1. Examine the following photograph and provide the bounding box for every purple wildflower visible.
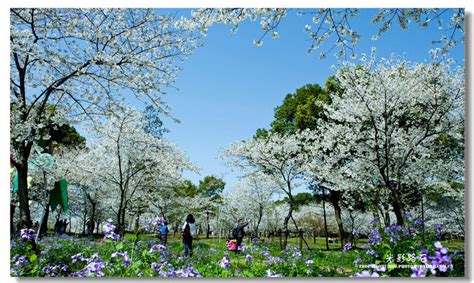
[433,224,442,238]
[145,216,166,233]
[149,244,167,253]
[111,251,131,267]
[103,219,120,241]
[178,266,202,277]
[368,227,382,245]
[219,256,231,269]
[20,228,36,241]
[151,262,159,271]
[152,261,176,277]
[411,265,427,277]
[367,249,379,257]
[88,253,102,263]
[354,270,380,277]
[354,258,363,265]
[245,254,253,263]
[266,269,284,277]
[84,261,105,277]
[415,219,424,226]
[15,256,29,269]
[343,243,352,251]
[368,263,386,272]
[71,253,86,263]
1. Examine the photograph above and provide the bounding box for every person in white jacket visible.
[182,214,196,257]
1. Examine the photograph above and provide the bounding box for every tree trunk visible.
[322,195,329,250]
[135,212,140,230]
[349,210,355,246]
[282,206,293,250]
[421,195,425,243]
[39,204,50,237]
[391,189,405,225]
[117,189,126,234]
[117,208,122,234]
[254,204,264,238]
[206,211,210,239]
[90,202,96,235]
[383,205,391,227]
[10,203,16,238]
[333,204,345,248]
[329,190,345,248]
[120,207,126,234]
[16,161,32,229]
[82,215,87,236]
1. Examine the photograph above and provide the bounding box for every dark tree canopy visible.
[174,180,199,198]
[275,192,316,211]
[198,175,225,201]
[258,77,340,138]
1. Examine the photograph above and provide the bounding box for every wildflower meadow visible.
[9,7,466,279]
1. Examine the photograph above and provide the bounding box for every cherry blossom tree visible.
[309,51,464,225]
[55,148,110,236]
[192,8,464,59]
[424,186,464,237]
[10,8,201,228]
[223,133,310,249]
[225,172,279,237]
[83,107,196,233]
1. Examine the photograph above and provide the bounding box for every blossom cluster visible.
[103,219,120,241]
[20,228,36,241]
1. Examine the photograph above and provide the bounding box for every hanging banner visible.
[50,179,69,213]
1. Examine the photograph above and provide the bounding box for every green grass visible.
[123,233,463,251]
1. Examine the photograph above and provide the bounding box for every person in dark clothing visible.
[182,214,196,257]
[235,218,249,254]
[86,219,95,236]
[60,219,69,235]
[33,221,40,233]
[54,215,61,234]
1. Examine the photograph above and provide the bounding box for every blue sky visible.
[155,9,464,191]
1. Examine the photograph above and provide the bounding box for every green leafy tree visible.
[270,84,331,134]
[261,78,348,247]
[173,180,199,198]
[198,176,225,238]
[275,192,315,211]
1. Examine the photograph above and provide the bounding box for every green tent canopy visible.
[11,153,54,193]
[50,179,69,213]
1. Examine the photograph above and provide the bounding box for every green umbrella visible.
[11,153,54,193]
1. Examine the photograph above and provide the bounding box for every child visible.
[160,220,169,245]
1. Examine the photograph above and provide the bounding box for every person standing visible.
[235,218,249,254]
[33,221,40,233]
[86,219,94,237]
[182,214,196,257]
[160,220,170,245]
[54,215,61,234]
[60,219,69,235]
